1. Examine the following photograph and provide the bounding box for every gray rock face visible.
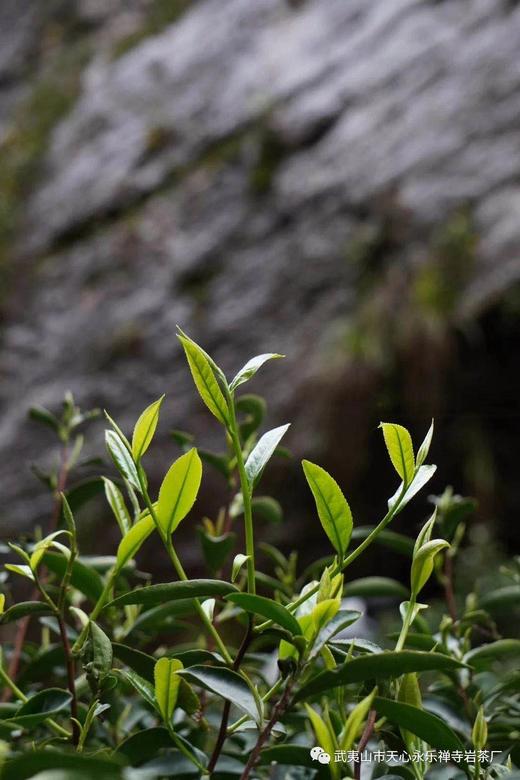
[1,0,520,533]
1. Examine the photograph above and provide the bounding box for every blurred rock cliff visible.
[0,0,519,556]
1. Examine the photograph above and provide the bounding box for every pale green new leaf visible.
[380,423,415,486]
[305,704,338,778]
[232,553,250,583]
[90,622,113,678]
[411,539,449,597]
[340,687,376,751]
[302,460,352,557]
[156,448,202,535]
[131,395,165,461]
[105,430,141,492]
[103,478,131,536]
[116,514,155,571]
[416,420,434,468]
[230,354,284,392]
[154,657,183,727]
[178,336,229,425]
[245,424,290,487]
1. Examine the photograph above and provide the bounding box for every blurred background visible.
[0,0,519,589]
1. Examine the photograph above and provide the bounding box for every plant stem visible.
[395,598,416,652]
[207,619,253,774]
[168,726,209,775]
[225,391,255,595]
[71,570,115,655]
[239,677,295,780]
[255,492,406,633]
[165,536,233,665]
[354,709,377,780]
[57,614,80,745]
[137,469,233,665]
[2,443,71,701]
[227,677,284,734]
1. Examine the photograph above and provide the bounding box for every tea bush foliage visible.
[0,329,519,780]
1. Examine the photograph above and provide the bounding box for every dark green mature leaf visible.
[6,688,72,728]
[116,726,171,765]
[245,424,290,487]
[230,353,283,392]
[118,669,156,709]
[132,395,164,461]
[43,552,104,602]
[64,477,106,517]
[258,745,331,777]
[386,633,436,651]
[157,448,203,535]
[105,430,140,492]
[128,600,197,634]
[479,585,520,611]
[226,592,302,635]
[178,665,261,723]
[197,528,236,573]
[295,651,466,700]
[464,639,520,667]
[17,645,67,685]
[345,577,409,600]
[178,335,229,425]
[380,422,415,486]
[0,601,54,624]
[113,643,155,680]
[107,579,238,609]
[302,460,352,556]
[0,751,124,780]
[373,697,465,751]
[252,495,283,523]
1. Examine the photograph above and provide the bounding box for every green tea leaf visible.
[380,423,415,486]
[373,697,464,752]
[118,669,156,710]
[178,335,229,425]
[90,622,113,677]
[411,539,449,597]
[115,514,155,571]
[345,577,409,600]
[156,448,202,535]
[116,727,171,765]
[43,552,104,602]
[302,460,352,557]
[231,553,250,583]
[154,657,183,726]
[107,579,238,609]
[131,395,164,461]
[0,750,124,780]
[226,592,302,635]
[296,651,466,700]
[479,585,520,612]
[0,601,54,624]
[178,665,261,724]
[230,354,283,392]
[305,705,337,775]
[197,529,236,573]
[416,420,434,467]
[340,687,376,751]
[245,424,290,487]
[103,478,131,536]
[6,689,72,729]
[105,430,141,492]
[387,465,437,514]
[464,639,520,667]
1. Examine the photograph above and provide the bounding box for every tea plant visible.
[0,329,519,780]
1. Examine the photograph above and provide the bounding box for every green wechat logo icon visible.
[310,746,331,764]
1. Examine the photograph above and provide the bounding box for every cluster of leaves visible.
[0,329,519,780]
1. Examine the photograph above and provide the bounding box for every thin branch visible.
[207,619,253,774]
[354,709,377,780]
[239,677,295,780]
